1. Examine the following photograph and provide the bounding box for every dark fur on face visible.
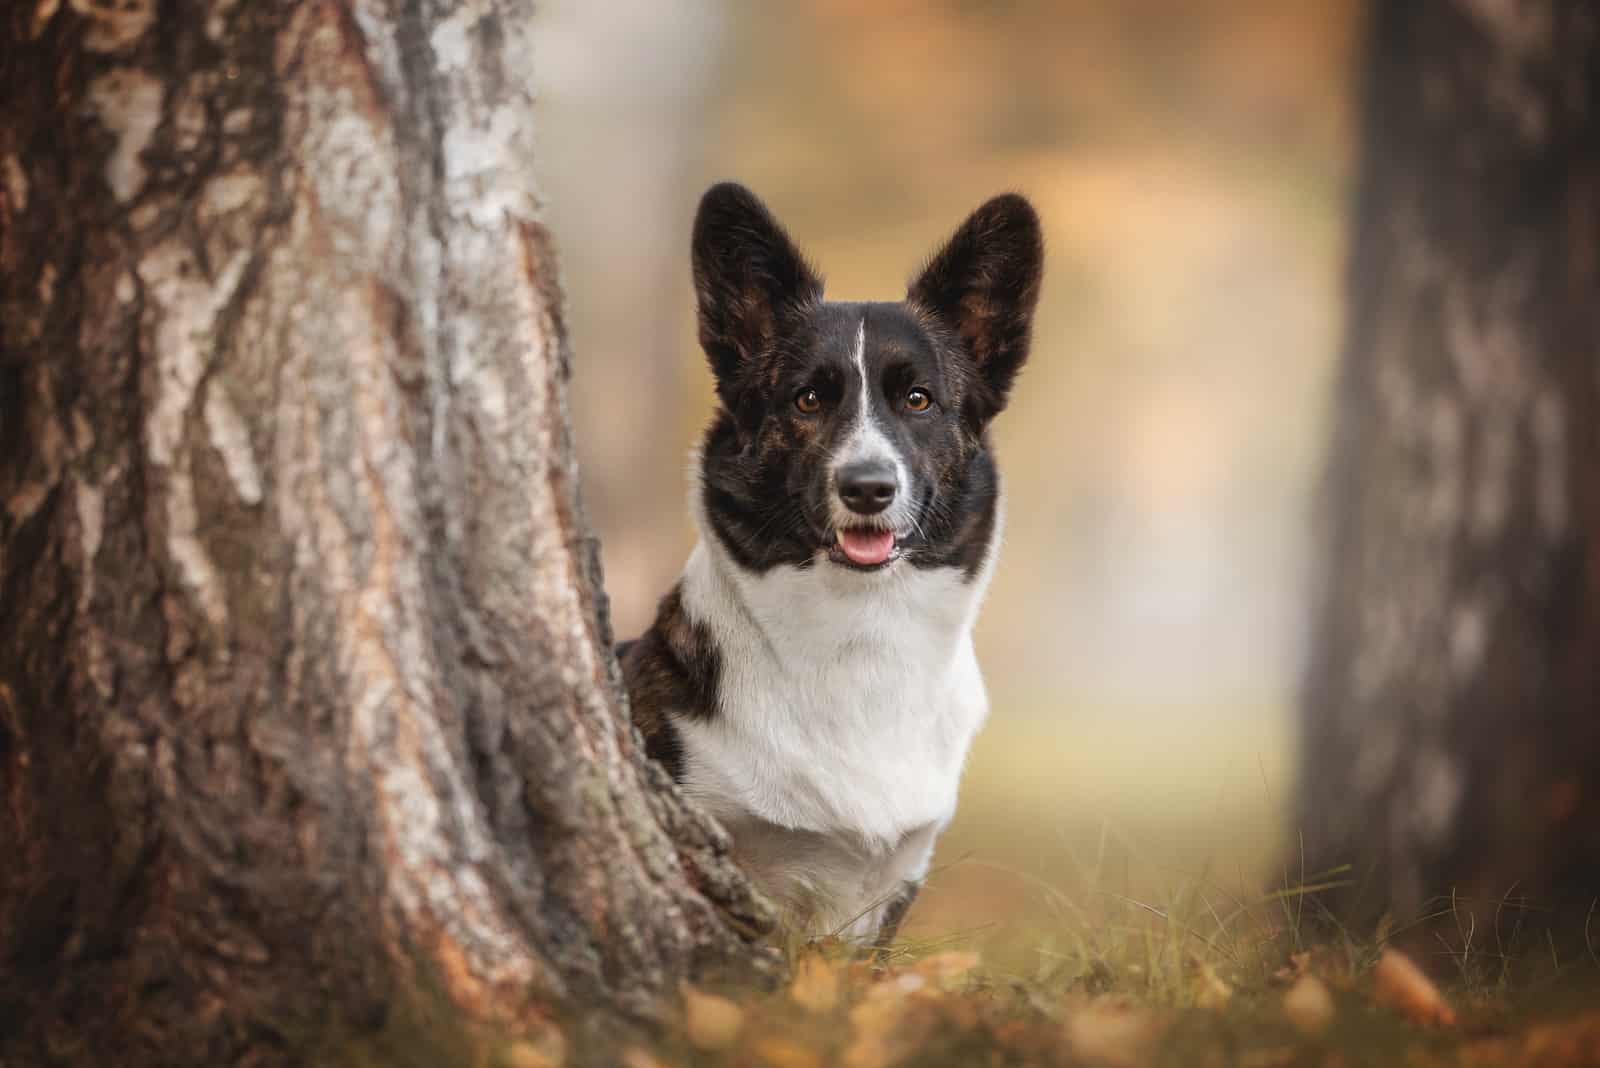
[691,182,1043,578]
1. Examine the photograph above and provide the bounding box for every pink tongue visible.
[837,528,895,566]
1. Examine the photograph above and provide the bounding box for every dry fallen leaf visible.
[681,983,745,1050]
[790,951,841,1014]
[499,1039,563,1068]
[844,989,920,1068]
[754,1036,825,1068]
[1517,1009,1600,1066]
[618,1047,674,1068]
[498,1026,567,1068]
[863,971,926,1000]
[912,950,981,986]
[1064,1001,1164,1068]
[1282,974,1336,1037]
[1371,948,1457,1027]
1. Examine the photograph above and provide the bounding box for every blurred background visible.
[536,0,1361,965]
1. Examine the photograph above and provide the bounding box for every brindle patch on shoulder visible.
[618,583,722,781]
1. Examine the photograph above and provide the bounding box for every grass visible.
[615,867,1600,1068]
[606,706,1600,1067]
[904,698,1293,972]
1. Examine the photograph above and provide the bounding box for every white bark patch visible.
[129,201,161,230]
[200,171,265,221]
[139,241,251,631]
[6,396,65,525]
[1351,719,1400,796]
[37,262,56,307]
[1448,597,1488,680]
[6,484,50,527]
[204,388,263,505]
[74,477,116,699]
[1411,748,1463,845]
[172,78,210,156]
[143,243,221,466]
[86,69,164,202]
[442,105,534,226]
[69,0,154,54]
[1,153,27,212]
[429,5,485,73]
[30,0,62,39]
[204,0,239,41]
[72,408,95,454]
[303,100,401,261]
[75,480,103,612]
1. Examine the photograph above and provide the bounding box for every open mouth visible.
[829,526,898,570]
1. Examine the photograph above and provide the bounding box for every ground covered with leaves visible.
[595,931,1600,1068]
[491,855,1600,1068]
[574,709,1599,1068]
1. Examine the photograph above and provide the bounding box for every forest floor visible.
[613,888,1600,1068]
[603,708,1600,1068]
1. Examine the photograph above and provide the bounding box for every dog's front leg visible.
[871,880,921,960]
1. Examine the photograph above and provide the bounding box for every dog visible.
[618,182,1042,945]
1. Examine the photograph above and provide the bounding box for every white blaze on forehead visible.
[851,316,868,406]
[838,314,903,473]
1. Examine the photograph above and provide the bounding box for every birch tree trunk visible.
[1300,0,1600,941]
[0,3,772,1064]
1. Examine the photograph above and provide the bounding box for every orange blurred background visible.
[537,0,1362,961]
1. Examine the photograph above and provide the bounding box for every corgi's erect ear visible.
[908,193,1043,423]
[692,182,823,385]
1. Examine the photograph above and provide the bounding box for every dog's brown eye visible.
[795,388,822,414]
[905,388,932,412]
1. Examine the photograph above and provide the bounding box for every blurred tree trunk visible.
[539,0,725,641]
[1301,0,1600,939]
[0,3,771,1065]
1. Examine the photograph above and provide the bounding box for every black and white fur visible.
[620,183,1042,942]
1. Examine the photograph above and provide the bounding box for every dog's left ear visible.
[908,194,1042,424]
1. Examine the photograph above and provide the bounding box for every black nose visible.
[837,462,898,515]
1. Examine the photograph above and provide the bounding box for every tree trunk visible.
[0,3,773,1064]
[1300,0,1600,940]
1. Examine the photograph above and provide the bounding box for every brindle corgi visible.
[620,183,1043,943]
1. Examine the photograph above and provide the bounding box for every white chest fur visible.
[674,525,996,937]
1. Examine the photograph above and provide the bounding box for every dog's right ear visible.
[692,183,822,385]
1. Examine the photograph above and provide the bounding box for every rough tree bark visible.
[0,2,772,1064]
[1301,0,1600,940]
